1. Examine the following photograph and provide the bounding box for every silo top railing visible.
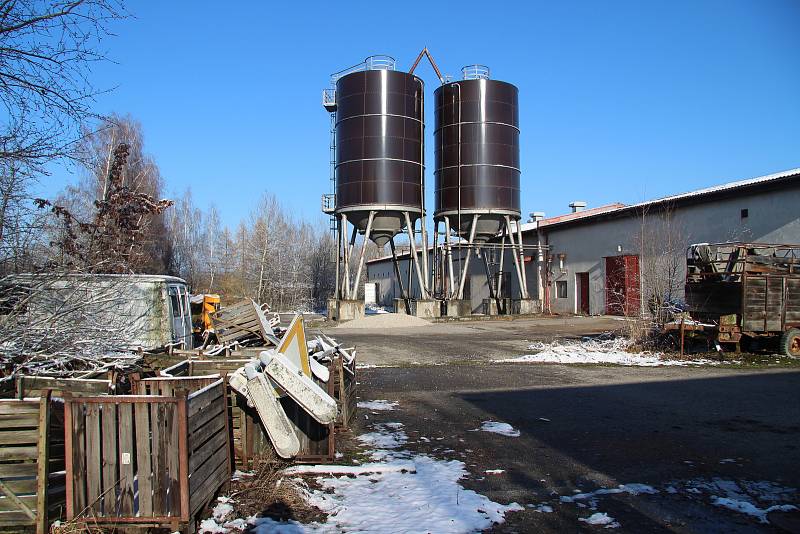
[462,64,490,80]
[330,55,396,84]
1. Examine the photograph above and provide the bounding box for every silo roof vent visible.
[569,201,587,213]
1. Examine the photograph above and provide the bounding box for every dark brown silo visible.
[433,66,520,242]
[335,66,424,246]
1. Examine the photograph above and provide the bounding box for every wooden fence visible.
[0,392,65,533]
[64,378,231,529]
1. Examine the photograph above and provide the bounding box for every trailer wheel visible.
[780,328,800,357]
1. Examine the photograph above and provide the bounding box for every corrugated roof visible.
[521,167,800,233]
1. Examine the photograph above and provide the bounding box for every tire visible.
[780,328,800,357]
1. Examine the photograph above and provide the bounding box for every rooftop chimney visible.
[527,211,546,223]
[569,201,587,213]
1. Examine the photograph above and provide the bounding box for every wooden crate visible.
[16,376,112,398]
[131,375,221,396]
[63,379,231,530]
[332,355,357,430]
[0,392,65,533]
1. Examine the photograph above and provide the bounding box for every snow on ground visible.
[579,512,620,528]
[486,469,506,475]
[473,421,521,437]
[357,422,408,455]
[496,337,731,366]
[356,399,399,411]
[673,478,798,524]
[281,417,520,533]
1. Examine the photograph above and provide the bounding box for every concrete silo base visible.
[444,299,472,317]
[327,299,365,322]
[413,300,440,319]
[512,298,541,315]
[483,298,512,316]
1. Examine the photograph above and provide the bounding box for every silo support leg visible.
[335,215,342,300]
[505,216,527,300]
[457,214,479,300]
[389,238,411,314]
[444,216,456,299]
[404,212,429,300]
[350,211,375,300]
[432,220,440,296]
[517,224,529,298]
[419,219,430,294]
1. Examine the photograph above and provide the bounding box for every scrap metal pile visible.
[224,314,356,458]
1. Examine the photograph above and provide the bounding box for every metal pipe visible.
[404,212,428,300]
[505,216,526,300]
[351,211,375,300]
[457,214,479,299]
[389,238,411,314]
[444,216,456,298]
[497,235,506,299]
[334,214,341,300]
[432,219,440,297]
[517,222,529,299]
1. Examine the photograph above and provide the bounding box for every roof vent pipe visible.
[569,201,587,213]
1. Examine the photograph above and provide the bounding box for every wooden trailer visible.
[0,393,64,533]
[685,242,800,355]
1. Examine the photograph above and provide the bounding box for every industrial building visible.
[366,167,800,316]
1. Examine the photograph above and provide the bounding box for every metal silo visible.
[432,65,529,304]
[322,56,430,315]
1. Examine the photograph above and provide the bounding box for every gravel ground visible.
[334,313,432,329]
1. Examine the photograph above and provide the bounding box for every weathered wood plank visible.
[133,402,152,517]
[188,396,225,437]
[188,445,226,495]
[0,403,39,416]
[189,456,228,516]
[0,413,41,427]
[101,403,118,516]
[0,429,39,445]
[0,463,37,478]
[0,445,38,461]
[188,428,227,473]
[0,493,37,512]
[85,403,101,515]
[166,402,180,516]
[117,403,134,516]
[149,402,163,516]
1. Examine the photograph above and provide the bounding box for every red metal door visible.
[605,255,640,316]
[577,272,590,314]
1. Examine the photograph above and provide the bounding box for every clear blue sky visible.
[43,0,800,230]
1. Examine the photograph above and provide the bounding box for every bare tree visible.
[0,0,125,173]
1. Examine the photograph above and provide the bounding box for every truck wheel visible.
[780,328,800,357]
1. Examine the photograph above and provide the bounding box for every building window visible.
[740,208,748,219]
[556,281,567,299]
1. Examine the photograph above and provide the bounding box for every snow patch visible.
[496,337,730,366]
[485,469,506,475]
[474,421,520,437]
[579,512,620,528]
[356,399,399,411]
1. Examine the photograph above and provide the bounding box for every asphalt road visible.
[325,317,800,532]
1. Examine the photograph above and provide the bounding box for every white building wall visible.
[535,184,800,315]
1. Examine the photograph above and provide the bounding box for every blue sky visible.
[42,0,800,230]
